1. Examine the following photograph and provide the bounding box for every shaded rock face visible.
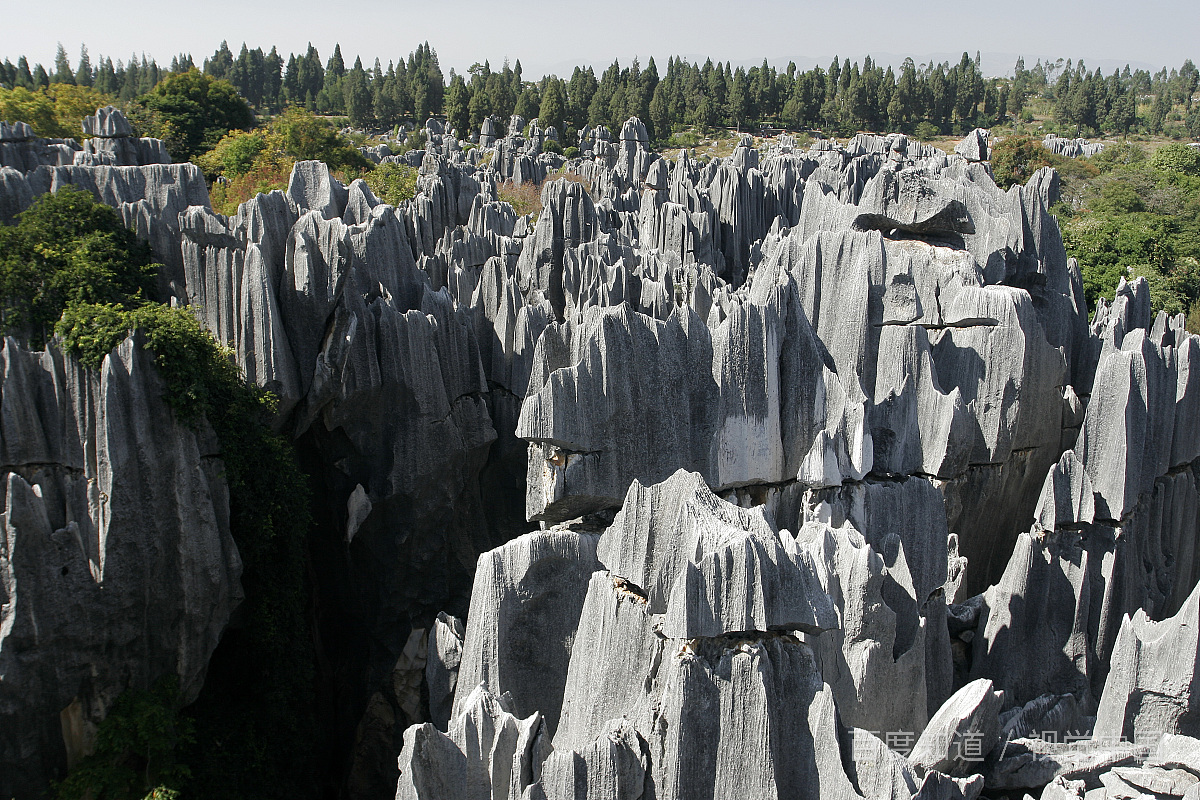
[0,336,241,798]
[3,112,1200,800]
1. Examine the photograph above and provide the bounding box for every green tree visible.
[75,45,93,87]
[0,187,159,347]
[1064,212,1178,307]
[136,69,254,161]
[271,106,368,170]
[444,73,470,136]
[52,43,75,85]
[0,86,62,136]
[538,77,566,135]
[727,69,749,130]
[514,85,540,123]
[195,129,266,179]
[342,64,373,128]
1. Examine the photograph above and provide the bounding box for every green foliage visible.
[362,161,418,205]
[6,44,1200,142]
[1090,180,1146,214]
[541,138,563,155]
[538,78,566,135]
[1151,142,1200,175]
[45,83,118,136]
[563,145,580,159]
[0,187,159,347]
[196,129,267,180]
[136,70,254,162]
[403,127,428,152]
[1188,299,1200,334]
[913,121,941,142]
[1064,212,1177,308]
[444,74,470,137]
[58,302,239,420]
[1060,137,1200,316]
[273,106,368,170]
[55,678,193,800]
[1091,140,1147,172]
[1129,262,1193,316]
[990,135,1057,188]
[0,84,118,138]
[205,108,369,214]
[0,85,63,136]
[665,128,701,149]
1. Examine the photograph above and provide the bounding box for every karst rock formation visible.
[1,109,1199,800]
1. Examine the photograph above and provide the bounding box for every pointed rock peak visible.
[1034,450,1095,531]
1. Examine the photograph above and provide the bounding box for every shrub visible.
[542,138,563,155]
[203,109,371,215]
[563,146,580,159]
[914,121,941,142]
[0,187,159,347]
[498,179,542,219]
[272,106,369,171]
[54,678,193,800]
[362,161,418,206]
[1151,142,1200,176]
[991,135,1057,188]
[1091,140,1146,173]
[403,128,427,152]
[196,129,267,180]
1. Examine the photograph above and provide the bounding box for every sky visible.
[1,0,1196,80]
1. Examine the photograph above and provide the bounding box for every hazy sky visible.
[2,0,1196,79]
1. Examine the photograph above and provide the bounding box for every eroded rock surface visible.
[0,336,240,798]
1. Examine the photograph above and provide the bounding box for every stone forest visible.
[2,43,1200,800]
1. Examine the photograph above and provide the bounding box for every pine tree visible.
[53,43,75,84]
[343,63,372,127]
[94,57,117,93]
[727,68,749,130]
[538,78,566,135]
[444,73,470,136]
[75,45,93,87]
[328,44,345,79]
[15,56,34,89]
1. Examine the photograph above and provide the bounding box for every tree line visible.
[2,42,1199,143]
